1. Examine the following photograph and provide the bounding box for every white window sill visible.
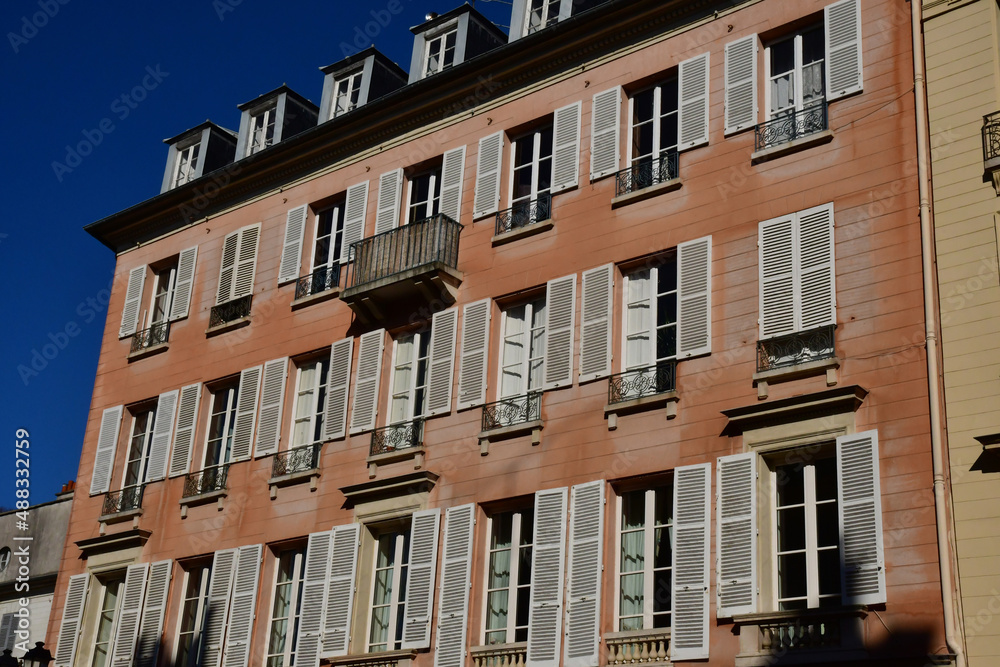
[179,489,227,518]
[291,287,341,310]
[268,469,320,499]
[127,341,169,361]
[477,419,543,455]
[366,446,426,479]
[492,219,553,246]
[98,507,142,528]
[605,391,679,431]
[323,648,419,667]
[610,177,682,209]
[751,129,834,165]
[753,356,839,400]
[205,316,250,337]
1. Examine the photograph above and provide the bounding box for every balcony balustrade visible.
[182,463,229,499]
[608,361,676,405]
[272,443,322,477]
[614,152,679,197]
[495,192,551,236]
[370,419,424,457]
[481,392,541,432]
[101,484,144,516]
[209,294,252,329]
[982,111,1000,194]
[130,322,170,354]
[756,325,835,374]
[755,101,828,152]
[294,263,341,300]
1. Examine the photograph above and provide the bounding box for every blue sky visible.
[0,0,512,509]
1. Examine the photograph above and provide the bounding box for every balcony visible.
[612,152,680,206]
[293,263,342,307]
[471,642,527,667]
[367,419,425,479]
[269,443,322,497]
[341,214,462,323]
[605,361,679,430]
[128,322,170,359]
[494,193,552,244]
[752,102,832,163]
[734,607,867,667]
[208,295,252,332]
[180,464,229,516]
[982,111,1000,194]
[605,629,672,667]
[754,325,838,399]
[478,392,542,454]
[100,484,144,524]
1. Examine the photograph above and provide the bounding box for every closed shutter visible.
[433,504,474,667]
[278,205,309,284]
[590,87,621,181]
[223,544,262,667]
[119,265,147,338]
[837,430,886,605]
[169,384,201,477]
[579,264,613,382]
[552,101,582,194]
[474,131,504,219]
[375,168,404,235]
[202,549,237,667]
[527,487,568,667]
[544,274,577,390]
[341,181,370,262]
[90,405,123,495]
[323,338,354,441]
[254,357,288,457]
[403,509,443,649]
[231,366,263,461]
[145,389,179,482]
[0,614,12,652]
[825,0,863,101]
[297,531,333,667]
[135,560,172,667]
[716,453,757,618]
[564,481,604,667]
[350,329,385,434]
[170,246,199,321]
[53,573,90,667]
[797,203,836,330]
[439,146,467,222]
[457,299,491,410]
[323,524,361,657]
[426,309,459,416]
[216,231,239,305]
[231,224,261,301]
[724,35,758,135]
[677,236,712,358]
[671,464,711,661]
[759,215,797,339]
[678,52,710,151]
[110,563,149,666]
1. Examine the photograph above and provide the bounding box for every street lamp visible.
[0,648,18,667]
[21,642,52,667]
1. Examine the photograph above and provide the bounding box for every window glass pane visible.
[776,465,805,506]
[619,572,644,627]
[818,548,841,597]
[770,38,795,75]
[656,327,676,361]
[816,502,839,548]
[777,552,807,604]
[814,457,837,501]
[777,506,806,552]
[652,569,672,615]
[653,525,672,569]
[621,491,645,531]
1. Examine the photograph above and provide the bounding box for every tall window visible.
[332,71,363,118]
[617,485,673,631]
[368,528,410,652]
[266,548,307,667]
[500,297,546,399]
[292,359,330,448]
[424,29,458,76]
[630,79,678,170]
[623,260,677,375]
[485,509,533,645]
[173,142,200,188]
[247,105,277,156]
[407,168,442,223]
[767,27,825,119]
[390,331,431,424]
[175,563,211,667]
[91,574,125,667]
[510,126,553,212]
[205,382,239,468]
[122,406,156,489]
[149,264,177,329]
[526,0,560,34]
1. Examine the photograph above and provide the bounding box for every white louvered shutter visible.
[426,309,459,416]
[223,544,262,667]
[232,224,260,301]
[716,453,757,618]
[350,329,384,434]
[216,231,239,304]
[403,509,442,649]
[590,87,621,180]
[203,549,237,667]
[231,366,262,461]
[323,524,361,657]
[724,35,758,135]
[837,430,886,605]
[797,203,836,330]
[53,574,89,667]
[825,0,863,101]
[552,101,581,193]
[440,146,466,223]
[527,487,568,667]
[0,614,12,652]
[135,560,172,667]
[341,181,370,262]
[544,274,577,390]
[678,52,710,151]
[170,384,201,477]
[474,131,504,219]
[90,405,123,495]
[119,265,147,338]
[677,236,712,358]
[579,264,613,382]
[671,464,711,661]
[297,531,333,667]
[457,299,491,410]
[170,246,198,320]
[110,563,149,666]
[278,205,308,284]
[375,168,404,235]
[255,357,288,457]
[564,481,604,667]
[145,389,179,482]
[759,215,797,339]
[324,338,354,441]
[433,504,475,667]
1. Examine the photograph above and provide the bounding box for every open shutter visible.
[759,215,797,339]
[202,549,237,667]
[90,405,123,495]
[716,453,757,618]
[439,145,466,222]
[426,308,459,416]
[457,299,491,410]
[110,563,149,667]
[678,52,710,151]
[433,504,475,667]
[403,509,443,649]
[119,265,146,338]
[527,487,568,667]
[837,430,886,605]
[825,0,863,101]
[564,481,604,667]
[170,384,201,477]
[170,246,198,320]
[223,544,262,667]
[324,338,354,441]
[216,231,239,304]
[341,181,370,262]
[278,205,308,284]
[552,101,581,193]
[232,224,261,300]
[677,236,712,358]
[474,131,504,219]
[255,357,288,457]
[53,574,89,667]
[135,560,172,667]
[145,389,179,482]
[671,464,711,661]
[375,168,404,235]
[350,329,384,434]
[231,365,262,461]
[297,531,333,667]
[579,264,613,382]
[724,35,758,135]
[797,203,836,330]
[544,274,577,390]
[590,87,621,181]
[323,523,361,658]
[0,614,12,652]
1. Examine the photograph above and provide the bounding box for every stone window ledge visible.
[492,219,553,246]
[268,469,320,499]
[605,392,679,431]
[205,317,251,337]
[605,628,671,666]
[323,648,419,667]
[470,642,527,667]
[291,287,341,310]
[98,508,142,531]
[753,357,839,400]
[127,342,168,361]
[611,178,682,209]
[733,606,867,667]
[366,446,426,479]
[179,489,227,518]
[478,420,543,455]
[751,129,834,165]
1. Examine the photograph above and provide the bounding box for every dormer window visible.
[160,121,236,193]
[247,104,277,156]
[424,28,458,76]
[172,141,200,188]
[333,70,363,118]
[526,0,561,34]
[236,86,318,158]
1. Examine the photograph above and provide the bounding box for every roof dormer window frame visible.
[525,0,561,35]
[331,67,364,120]
[423,21,460,77]
[171,137,202,189]
[246,101,278,157]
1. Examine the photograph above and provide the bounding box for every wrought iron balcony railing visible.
[272,443,322,477]
[209,295,252,328]
[182,463,229,498]
[295,264,341,300]
[614,151,679,197]
[495,192,552,236]
[608,361,677,405]
[130,321,170,353]
[346,213,462,290]
[755,101,828,152]
[482,392,542,432]
[370,419,424,457]
[757,324,836,373]
[102,484,144,515]
[983,111,1000,164]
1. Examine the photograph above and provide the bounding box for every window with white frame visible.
[510,125,553,215]
[499,296,546,399]
[175,562,212,667]
[291,358,330,448]
[173,141,201,188]
[766,26,825,120]
[485,508,533,645]
[266,547,307,667]
[367,525,410,652]
[332,70,363,119]
[406,167,442,224]
[204,381,239,468]
[91,573,126,667]
[121,404,156,490]
[629,78,678,177]
[149,263,177,329]
[424,28,458,76]
[617,485,673,631]
[525,0,560,34]
[389,330,431,424]
[622,258,677,397]
[247,104,278,156]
